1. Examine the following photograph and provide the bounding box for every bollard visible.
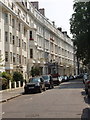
[23,82,25,87]
[14,81,16,88]
[9,81,12,89]
[18,81,21,87]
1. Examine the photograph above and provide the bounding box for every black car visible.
[24,76,46,93]
[42,75,54,89]
[83,74,90,97]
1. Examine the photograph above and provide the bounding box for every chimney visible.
[31,1,39,10]
[52,21,55,26]
[57,27,62,32]
[62,31,67,36]
[39,8,45,16]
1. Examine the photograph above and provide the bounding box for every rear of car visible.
[51,74,60,85]
[42,75,54,89]
[24,77,46,93]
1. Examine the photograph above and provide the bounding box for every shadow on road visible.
[54,79,84,89]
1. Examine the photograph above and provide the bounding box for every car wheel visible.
[24,90,28,94]
[49,85,52,89]
[39,87,42,93]
[43,87,46,91]
[85,89,88,94]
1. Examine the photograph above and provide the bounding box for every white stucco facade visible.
[0,0,74,79]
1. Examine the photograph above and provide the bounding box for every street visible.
[2,79,90,119]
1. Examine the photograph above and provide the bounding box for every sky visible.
[30,0,75,38]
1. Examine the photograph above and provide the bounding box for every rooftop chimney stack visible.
[52,21,55,26]
[57,27,62,32]
[39,8,45,16]
[31,1,39,10]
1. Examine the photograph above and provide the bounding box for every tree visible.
[13,71,24,82]
[30,66,40,77]
[70,2,90,66]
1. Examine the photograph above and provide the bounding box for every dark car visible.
[24,77,46,93]
[42,75,54,89]
[62,75,69,82]
[52,76,60,85]
[84,74,90,97]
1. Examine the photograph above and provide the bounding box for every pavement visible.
[0,87,24,103]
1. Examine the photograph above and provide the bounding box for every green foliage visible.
[30,66,40,77]
[70,2,90,65]
[1,72,12,89]
[2,72,11,81]
[2,78,8,90]
[13,71,24,82]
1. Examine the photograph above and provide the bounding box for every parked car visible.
[62,75,69,82]
[83,74,90,97]
[69,75,74,80]
[83,73,88,84]
[51,73,60,85]
[24,76,46,93]
[58,76,63,83]
[42,75,54,89]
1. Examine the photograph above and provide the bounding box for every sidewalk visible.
[0,87,24,103]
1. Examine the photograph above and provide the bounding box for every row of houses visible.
[0,0,75,80]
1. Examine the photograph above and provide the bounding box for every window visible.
[24,57,26,64]
[19,55,21,64]
[18,9,21,16]
[22,55,24,64]
[5,51,8,62]
[10,52,12,63]
[17,54,19,63]
[11,3,14,10]
[24,27,26,36]
[5,32,8,42]
[30,31,33,40]
[4,13,8,23]
[16,36,18,46]
[19,39,20,47]
[18,23,20,32]
[24,42,26,51]
[30,49,33,58]
[0,12,1,22]
[12,19,15,28]
[12,35,15,45]
[0,29,1,41]
[30,31,32,38]
[13,53,16,63]
[22,39,23,49]
[9,14,11,25]
[10,33,12,43]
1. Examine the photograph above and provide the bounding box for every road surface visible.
[1,79,90,119]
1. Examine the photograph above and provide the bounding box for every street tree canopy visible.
[70,1,90,65]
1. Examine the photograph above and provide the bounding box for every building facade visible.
[0,0,74,79]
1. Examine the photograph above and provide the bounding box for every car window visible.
[42,75,49,80]
[29,78,40,83]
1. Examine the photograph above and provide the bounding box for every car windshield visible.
[29,78,40,83]
[42,75,49,80]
